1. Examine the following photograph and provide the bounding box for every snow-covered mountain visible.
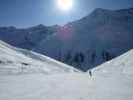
[34,8,133,71]
[0,8,133,71]
[0,48,133,100]
[0,24,58,49]
[0,40,79,75]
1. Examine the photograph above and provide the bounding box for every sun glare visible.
[57,0,73,11]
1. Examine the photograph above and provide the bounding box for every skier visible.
[89,70,92,77]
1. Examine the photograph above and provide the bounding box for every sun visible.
[57,0,73,11]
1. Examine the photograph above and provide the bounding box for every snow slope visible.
[0,40,79,75]
[93,49,133,76]
[0,49,133,100]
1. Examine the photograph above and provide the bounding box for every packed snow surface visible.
[0,40,133,100]
[0,72,133,100]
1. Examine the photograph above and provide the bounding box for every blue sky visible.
[0,0,133,27]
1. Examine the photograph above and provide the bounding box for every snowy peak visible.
[80,7,133,24]
[91,8,112,15]
[116,7,133,13]
[27,24,47,31]
[90,7,133,17]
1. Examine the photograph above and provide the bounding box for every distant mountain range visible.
[0,8,133,71]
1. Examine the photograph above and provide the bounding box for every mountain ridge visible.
[0,7,133,71]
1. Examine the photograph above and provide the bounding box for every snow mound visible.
[0,40,79,75]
